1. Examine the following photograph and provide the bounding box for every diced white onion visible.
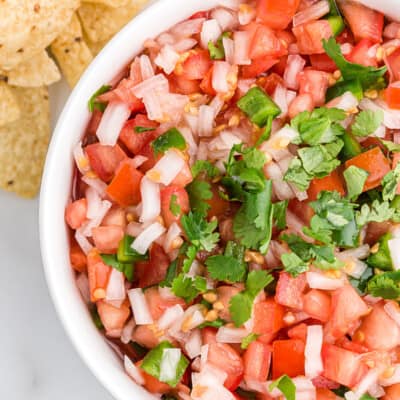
[76,273,90,303]
[73,141,90,174]
[174,38,198,53]
[139,55,154,80]
[388,238,400,270]
[345,369,379,400]
[233,31,251,65]
[131,222,166,255]
[139,177,160,223]
[121,318,136,344]
[216,327,248,343]
[293,0,330,27]
[273,85,289,118]
[360,98,400,129]
[147,149,185,185]
[81,175,107,197]
[85,186,102,220]
[131,155,148,169]
[305,325,323,378]
[155,45,180,74]
[223,37,235,65]
[128,288,153,325]
[96,102,131,146]
[75,228,93,254]
[326,91,359,111]
[200,19,222,49]
[160,348,182,382]
[264,162,295,200]
[212,61,232,93]
[143,90,164,121]
[185,329,202,359]
[171,18,205,37]
[163,222,182,253]
[159,286,176,300]
[238,4,256,25]
[158,304,185,330]
[286,210,312,241]
[338,245,370,260]
[106,269,126,302]
[132,74,169,99]
[211,8,238,31]
[284,55,306,90]
[379,364,400,386]
[124,355,145,385]
[306,271,345,290]
[79,199,112,237]
[198,105,215,137]
[209,95,225,116]
[344,259,368,280]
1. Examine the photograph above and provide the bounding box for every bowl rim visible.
[39,1,219,399]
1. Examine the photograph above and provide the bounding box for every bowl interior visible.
[39,1,219,399]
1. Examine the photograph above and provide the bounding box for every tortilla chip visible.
[6,51,61,87]
[85,36,108,57]
[0,0,80,71]
[0,82,21,127]
[78,0,148,43]
[51,13,94,88]
[82,0,131,7]
[0,86,50,198]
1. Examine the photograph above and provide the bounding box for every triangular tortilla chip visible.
[0,81,20,127]
[82,0,131,7]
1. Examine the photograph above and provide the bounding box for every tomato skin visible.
[241,57,279,79]
[178,49,212,80]
[260,72,285,96]
[324,285,369,341]
[87,250,111,302]
[298,69,329,107]
[96,300,130,335]
[160,185,190,227]
[339,0,384,43]
[293,20,333,54]
[256,0,301,30]
[385,86,400,110]
[170,73,201,95]
[309,53,337,73]
[65,198,87,229]
[133,325,159,349]
[321,344,368,388]
[92,225,124,254]
[272,339,305,379]
[138,141,159,172]
[346,39,378,67]
[70,241,87,272]
[136,244,171,289]
[201,327,218,345]
[355,302,400,351]
[86,143,127,182]
[144,286,185,321]
[253,299,285,342]
[106,160,143,207]
[275,271,307,310]
[288,198,314,225]
[288,93,314,119]
[307,170,345,201]
[288,323,308,341]
[383,384,400,400]
[171,163,193,187]
[248,24,287,59]
[119,114,158,155]
[345,147,391,192]
[316,388,338,400]
[303,290,331,323]
[243,341,272,382]
[207,342,244,390]
[200,67,216,96]
[386,48,400,82]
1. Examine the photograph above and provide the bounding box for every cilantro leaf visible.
[281,253,309,277]
[151,128,186,156]
[241,333,260,349]
[283,157,312,191]
[322,37,387,91]
[356,200,396,226]
[169,194,181,217]
[229,270,274,327]
[352,110,384,137]
[273,200,288,230]
[380,139,400,153]
[269,375,296,400]
[382,163,400,202]
[181,211,219,252]
[367,271,400,299]
[171,274,207,303]
[182,245,198,273]
[186,180,213,216]
[191,160,220,179]
[343,165,369,200]
[135,126,156,133]
[88,84,111,112]
[242,147,267,169]
[160,259,179,288]
[205,255,247,283]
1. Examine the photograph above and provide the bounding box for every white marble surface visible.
[0,79,114,399]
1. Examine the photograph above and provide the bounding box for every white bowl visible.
[39,1,399,399]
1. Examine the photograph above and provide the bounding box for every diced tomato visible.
[346,39,378,67]
[271,55,288,77]
[365,220,394,245]
[256,0,301,30]
[355,302,400,351]
[288,323,308,342]
[170,73,201,95]
[106,160,143,207]
[298,69,330,106]
[321,344,368,387]
[206,183,231,219]
[92,225,124,254]
[96,300,130,336]
[87,109,103,136]
[275,271,307,310]
[307,170,345,201]
[87,250,111,302]
[386,48,400,82]
[145,286,185,321]
[241,57,279,79]
[248,24,287,60]
[288,93,314,119]
[190,11,209,19]
[201,327,218,345]
[171,163,193,187]
[336,336,369,354]
[119,114,158,155]
[324,285,369,341]
[312,375,340,390]
[293,20,333,55]
[253,299,285,343]
[136,244,171,289]
[385,85,400,110]
[138,141,159,172]
[160,185,190,227]
[316,388,338,400]
[70,240,87,272]
[207,342,244,390]
[309,53,338,73]
[65,198,87,229]
[178,49,212,80]
[133,325,159,349]
[86,143,127,182]
[216,286,241,322]
[243,341,272,382]
[339,0,384,43]
[392,153,400,195]
[136,360,170,394]
[102,207,126,229]
[276,30,296,47]
[288,198,314,225]
[272,339,305,379]
[261,73,286,96]
[303,290,331,323]
[200,67,216,96]
[345,147,391,192]
[383,384,400,400]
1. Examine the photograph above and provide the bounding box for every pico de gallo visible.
[66,0,400,399]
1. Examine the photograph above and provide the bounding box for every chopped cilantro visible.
[151,128,186,156]
[269,375,296,400]
[343,165,369,201]
[208,32,231,60]
[198,319,226,329]
[356,199,397,226]
[169,194,181,217]
[171,274,207,303]
[273,200,288,230]
[134,126,156,133]
[88,84,111,112]
[182,244,198,273]
[191,160,220,179]
[382,163,400,202]
[367,271,400,300]
[352,110,384,137]
[160,259,179,288]
[186,179,213,216]
[229,270,274,327]
[241,333,260,350]
[283,157,312,191]
[380,139,400,153]
[281,252,309,277]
